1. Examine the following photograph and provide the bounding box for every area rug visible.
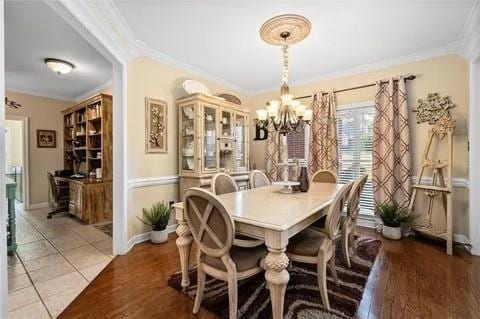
[94,223,113,237]
[168,237,381,319]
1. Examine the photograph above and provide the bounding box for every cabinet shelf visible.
[62,94,112,180]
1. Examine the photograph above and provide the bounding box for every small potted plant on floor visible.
[138,201,171,244]
[376,201,415,240]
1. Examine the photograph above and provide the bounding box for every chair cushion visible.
[204,245,267,272]
[287,228,327,257]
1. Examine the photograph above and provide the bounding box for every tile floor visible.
[7,204,113,318]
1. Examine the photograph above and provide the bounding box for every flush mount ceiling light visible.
[256,14,312,135]
[44,58,75,75]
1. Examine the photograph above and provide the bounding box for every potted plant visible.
[375,201,416,240]
[138,201,171,244]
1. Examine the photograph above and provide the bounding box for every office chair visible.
[47,172,70,219]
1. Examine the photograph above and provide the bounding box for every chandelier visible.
[256,14,313,136]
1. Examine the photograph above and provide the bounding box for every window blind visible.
[287,128,307,160]
[336,106,375,215]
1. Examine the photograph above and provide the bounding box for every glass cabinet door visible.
[220,109,233,138]
[203,106,217,171]
[234,113,247,171]
[181,105,195,172]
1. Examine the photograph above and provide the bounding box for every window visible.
[337,105,375,215]
[286,126,309,160]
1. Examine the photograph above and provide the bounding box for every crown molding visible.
[458,0,480,61]
[46,0,139,65]
[5,85,73,102]
[138,43,250,96]
[74,80,112,101]
[54,1,477,96]
[251,42,461,96]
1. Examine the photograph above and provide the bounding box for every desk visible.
[173,183,343,319]
[6,177,17,255]
[54,176,112,224]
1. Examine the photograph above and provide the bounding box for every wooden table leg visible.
[264,231,290,319]
[175,205,193,288]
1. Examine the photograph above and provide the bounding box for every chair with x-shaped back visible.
[184,187,267,319]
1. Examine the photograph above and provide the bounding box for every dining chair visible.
[211,173,264,248]
[310,169,338,184]
[211,172,238,195]
[184,188,267,319]
[248,170,270,189]
[341,174,369,267]
[286,181,353,311]
[310,170,338,229]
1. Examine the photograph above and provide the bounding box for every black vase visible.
[299,167,309,192]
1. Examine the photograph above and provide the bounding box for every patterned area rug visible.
[168,238,381,319]
[94,223,113,237]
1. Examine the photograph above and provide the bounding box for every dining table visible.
[173,182,344,319]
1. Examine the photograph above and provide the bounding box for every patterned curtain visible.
[265,121,287,181]
[308,91,339,176]
[372,77,412,208]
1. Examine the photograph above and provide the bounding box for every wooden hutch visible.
[61,93,112,224]
[177,93,250,196]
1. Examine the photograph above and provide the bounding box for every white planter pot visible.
[382,225,402,240]
[151,230,168,244]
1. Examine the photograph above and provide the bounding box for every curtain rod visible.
[294,75,416,100]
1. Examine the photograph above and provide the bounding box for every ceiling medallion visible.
[256,14,312,136]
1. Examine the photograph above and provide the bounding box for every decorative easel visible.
[408,93,455,255]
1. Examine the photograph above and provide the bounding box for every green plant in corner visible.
[138,201,171,231]
[375,201,416,227]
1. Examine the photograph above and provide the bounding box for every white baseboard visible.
[28,202,49,210]
[126,224,177,252]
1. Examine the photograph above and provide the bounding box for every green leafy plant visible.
[375,201,416,228]
[137,201,171,231]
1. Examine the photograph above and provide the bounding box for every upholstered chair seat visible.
[204,245,267,272]
[287,228,327,257]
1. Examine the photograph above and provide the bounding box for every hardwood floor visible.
[60,229,480,319]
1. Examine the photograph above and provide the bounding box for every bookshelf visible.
[62,94,113,179]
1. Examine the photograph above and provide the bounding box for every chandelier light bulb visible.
[256,109,268,121]
[303,109,313,121]
[267,100,280,117]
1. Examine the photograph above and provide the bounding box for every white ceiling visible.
[5,1,112,101]
[113,0,474,94]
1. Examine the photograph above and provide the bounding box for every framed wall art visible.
[145,97,168,153]
[37,129,56,148]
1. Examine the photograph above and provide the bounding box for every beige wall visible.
[5,120,23,170]
[126,57,248,238]
[249,54,469,236]
[6,91,70,205]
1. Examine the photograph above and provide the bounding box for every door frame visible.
[469,58,480,255]
[5,115,30,210]
[1,1,130,316]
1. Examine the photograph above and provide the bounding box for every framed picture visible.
[145,97,168,153]
[37,129,56,148]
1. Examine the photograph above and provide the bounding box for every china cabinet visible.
[177,93,250,196]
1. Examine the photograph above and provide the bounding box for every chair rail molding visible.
[128,175,180,189]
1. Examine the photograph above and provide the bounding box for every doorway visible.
[5,116,28,210]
